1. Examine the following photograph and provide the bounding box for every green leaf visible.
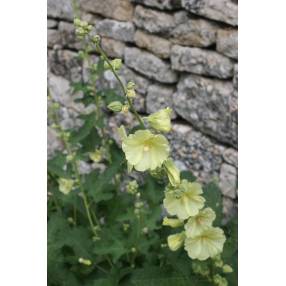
[70,113,96,144]
[203,182,223,225]
[180,170,197,182]
[130,266,210,286]
[48,152,70,178]
[141,174,164,204]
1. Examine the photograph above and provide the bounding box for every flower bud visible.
[163,158,180,187]
[126,89,136,98]
[121,104,129,113]
[118,125,127,141]
[147,107,172,133]
[89,149,102,163]
[58,178,74,195]
[126,180,138,194]
[167,231,186,251]
[162,217,184,228]
[222,264,233,273]
[127,81,136,90]
[78,257,92,266]
[107,101,123,112]
[73,18,81,26]
[213,274,228,286]
[92,35,101,44]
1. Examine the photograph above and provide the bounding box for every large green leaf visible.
[70,113,97,144]
[130,266,210,286]
[203,182,223,225]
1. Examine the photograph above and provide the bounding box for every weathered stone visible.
[47,0,74,21]
[134,5,176,34]
[134,30,171,59]
[124,47,178,83]
[58,21,82,50]
[173,75,237,146]
[171,45,234,79]
[167,123,226,181]
[48,73,71,105]
[146,84,177,118]
[182,0,238,26]
[48,29,62,49]
[217,29,238,59]
[219,163,237,198]
[80,0,134,21]
[233,63,238,90]
[131,0,181,10]
[223,148,237,168]
[101,37,125,58]
[47,126,63,158]
[171,18,218,47]
[48,50,83,82]
[47,19,58,29]
[96,19,135,43]
[222,196,237,223]
[81,13,102,25]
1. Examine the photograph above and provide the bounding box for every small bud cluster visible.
[74,18,93,39]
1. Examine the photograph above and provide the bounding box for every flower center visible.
[143,145,150,152]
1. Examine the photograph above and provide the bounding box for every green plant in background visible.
[47,16,237,286]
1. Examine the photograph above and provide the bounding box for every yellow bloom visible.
[147,107,172,133]
[222,264,233,273]
[167,231,186,251]
[89,148,103,162]
[185,208,216,237]
[58,178,74,195]
[122,130,170,172]
[162,217,184,228]
[163,180,205,220]
[163,158,180,186]
[184,227,226,261]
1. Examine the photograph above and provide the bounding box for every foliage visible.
[47,15,237,286]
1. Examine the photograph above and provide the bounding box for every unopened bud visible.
[167,231,186,251]
[222,264,233,273]
[78,257,92,266]
[162,217,184,228]
[107,101,123,112]
[163,158,180,187]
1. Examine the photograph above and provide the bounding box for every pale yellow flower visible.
[167,231,186,251]
[162,217,184,228]
[122,130,170,172]
[58,178,74,195]
[184,227,226,261]
[163,180,205,220]
[185,208,216,237]
[163,158,180,186]
[147,107,172,133]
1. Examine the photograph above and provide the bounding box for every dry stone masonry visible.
[48,0,238,221]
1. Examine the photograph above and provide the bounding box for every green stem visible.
[95,43,146,129]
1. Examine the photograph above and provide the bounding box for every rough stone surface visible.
[58,21,82,50]
[217,29,238,59]
[48,19,58,29]
[222,196,237,223]
[233,63,238,90]
[146,84,177,118]
[182,0,238,26]
[223,148,238,168]
[124,47,178,83]
[134,30,171,59]
[47,0,74,21]
[101,38,126,58]
[167,123,226,181]
[173,75,237,147]
[131,0,181,10]
[219,163,237,198]
[96,19,135,43]
[48,29,62,49]
[171,45,234,79]
[170,17,218,47]
[47,126,63,158]
[134,5,176,34]
[48,49,83,82]
[80,0,134,21]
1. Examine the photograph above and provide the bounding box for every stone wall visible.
[48,0,238,221]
